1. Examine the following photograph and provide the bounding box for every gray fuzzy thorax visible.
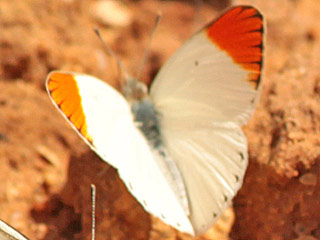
[131,98,162,149]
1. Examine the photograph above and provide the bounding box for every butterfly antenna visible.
[91,184,96,240]
[136,12,162,80]
[94,28,130,81]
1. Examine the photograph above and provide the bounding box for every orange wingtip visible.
[206,6,264,89]
[47,72,93,142]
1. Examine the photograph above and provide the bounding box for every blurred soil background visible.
[0,0,320,239]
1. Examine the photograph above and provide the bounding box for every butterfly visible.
[0,220,29,240]
[46,5,264,236]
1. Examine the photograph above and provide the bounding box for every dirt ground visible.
[0,0,320,239]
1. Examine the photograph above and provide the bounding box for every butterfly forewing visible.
[46,71,137,169]
[151,6,263,125]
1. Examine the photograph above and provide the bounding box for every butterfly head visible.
[122,77,148,102]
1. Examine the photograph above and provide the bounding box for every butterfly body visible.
[124,80,192,227]
[46,6,264,236]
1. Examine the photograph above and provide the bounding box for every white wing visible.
[150,6,264,235]
[0,220,28,240]
[46,72,195,234]
[151,6,263,126]
[46,71,134,169]
[161,119,248,234]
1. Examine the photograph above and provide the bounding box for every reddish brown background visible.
[0,0,320,239]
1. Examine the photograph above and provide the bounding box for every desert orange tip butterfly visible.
[46,5,264,236]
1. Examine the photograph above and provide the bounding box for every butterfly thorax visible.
[131,98,162,149]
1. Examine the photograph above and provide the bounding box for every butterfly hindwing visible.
[161,121,248,235]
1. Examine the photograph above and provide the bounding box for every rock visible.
[92,0,132,27]
[299,173,317,186]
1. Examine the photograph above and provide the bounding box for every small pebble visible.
[299,173,317,186]
[92,0,132,27]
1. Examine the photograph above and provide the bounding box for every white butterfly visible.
[0,220,29,240]
[46,5,264,236]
